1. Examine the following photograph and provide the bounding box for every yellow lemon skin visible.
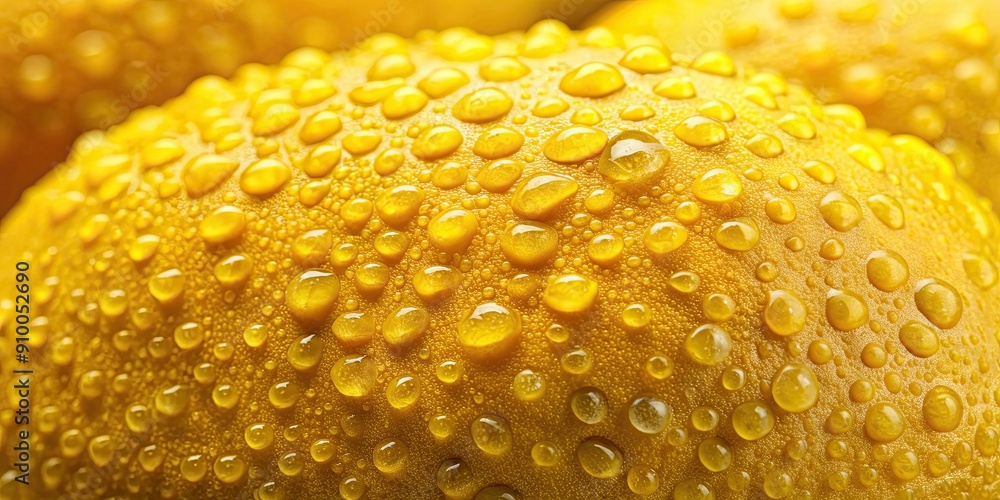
[1,21,1000,499]
[588,0,1000,210]
[0,0,607,216]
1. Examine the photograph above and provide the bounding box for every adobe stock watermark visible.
[48,62,168,173]
[543,0,596,22]
[213,0,245,20]
[876,0,931,41]
[2,0,74,56]
[338,0,405,50]
[678,0,753,56]
[97,63,169,130]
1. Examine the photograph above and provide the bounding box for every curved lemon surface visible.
[1,22,999,499]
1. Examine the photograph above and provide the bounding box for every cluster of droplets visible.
[592,0,1000,210]
[1,18,999,500]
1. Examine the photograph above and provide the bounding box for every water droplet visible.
[180,454,208,482]
[865,402,905,442]
[342,130,382,155]
[138,445,165,472]
[291,229,333,266]
[287,334,324,370]
[866,194,905,229]
[125,404,152,433]
[543,126,608,164]
[417,66,469,98]
[962,253,998,289]
[802,159,837,184]
[268,381,301,409]
[848,142,885,172]
[473,127,524,160]
[212,383,239,409]
[597,130,669,189]
[331,355,377,397]
[355,262,389,297]
[561,348,593,374]
[691,51,735,76]
[898,319,939,358]
[436,360,464,385]
[543,274,598,314]
[477,159,524,193]
[627,465,660,495]
[560,62,625,97]
[148,268,184,304]
[214,254,253,288]
[674,116,728,147]
[629,396,670,434]
[243,324,269,348]
[866,250,909,291]
[923,385,963,433]
[500,222,559,269]
[382,86,429,119]
[771,363,819,413]
[587,233,624,267]
[386,375,421,409]
[654,76,697,99]
[645,221,688,256]
[511,173,578,220]
[300,111,342,144]
[764,197,796,223]
[457,302,522,359]
[914,278,963,329]
[698,437,733,472]
[685,324,732,365]
[621,303,652,331]
[571,387,608,424]
[669,271,701,293]
[693,168,742,203]
[673,479,713,499]
[732,400,775,440]
[373,439,408,474]
[714,218,759,251]
[703,294,736,322]
[722,366,746,391]
[764,290,807,336]
[819,191,862,231]
[619,45,671,74]
[382,306,431,349]
[183,154,238,197]
[375,184,425,228]
[412,125,463,160]
[429,414,455,439]
[825,289,869,331]
[437,458,476,497]
[413,265,464,303]
[128,234,160,263]
[576,437,623,478]
[453,87,513,123]
[213,454,247,483]
[155,385,190,417]
[285,269,340,324]
[889,449,919,481]
[472,414,513,455]
[173,322,204,350]
[240,159,291,197]
[512,369,546,401]
[532,441,561,466]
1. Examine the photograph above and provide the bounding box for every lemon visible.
[1,21,998,499]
